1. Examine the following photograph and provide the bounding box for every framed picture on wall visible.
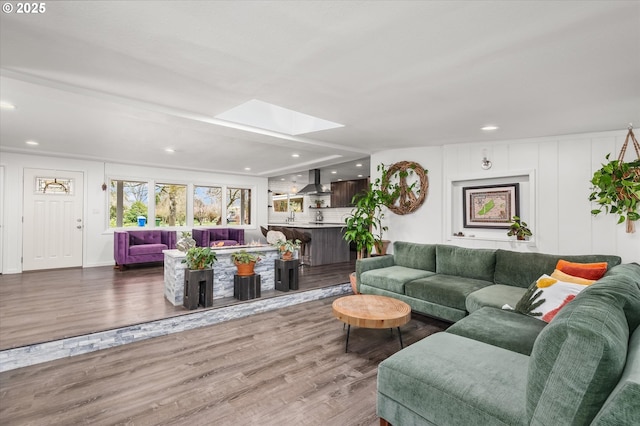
[463,183,519,228]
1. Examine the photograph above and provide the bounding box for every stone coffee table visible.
[332,294,411,353]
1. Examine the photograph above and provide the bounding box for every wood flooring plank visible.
[0,297,448,425]
[0,261,354,350]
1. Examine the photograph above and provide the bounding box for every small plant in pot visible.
[182,247,217,309]
[314,199,325,208]
[275,238,301,260]
[507,216,532,240]
[182,246,217,270]
[230,249,263,276]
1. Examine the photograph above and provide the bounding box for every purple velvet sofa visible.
[114,230,176,268]
[192,228,244,247]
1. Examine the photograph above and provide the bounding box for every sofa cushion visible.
[494,250,621,288]
[210,228,230,240]
[436,245,496,282]
[466,284,527,313]
[360,266,434,294]
[393,241,436,271]
[551,268,595,285]
[556,259,608,280]
[130,231,161,245]
[516,274,591,323]
[527,279,632,425]
[129,243,167,256]
[447,307,547,355]
[585,264,640,334]
[378,332,529,426]
[405,274,493,311]
[591,324,640,425]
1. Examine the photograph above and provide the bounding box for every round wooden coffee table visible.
[332,294,411,353]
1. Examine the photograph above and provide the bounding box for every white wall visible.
[372,130,640,264]
[3,129,638,273]
[0,152,269,274]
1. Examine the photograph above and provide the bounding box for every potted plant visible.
[343,164,401,293]
[507,216,533,240]
[182,246,217,270]
[181,247,217,309]
[275,238,301,260]
[343,163,400,259]
[314,199,325,208]
[230,249,263,276]
[589,152,640,233]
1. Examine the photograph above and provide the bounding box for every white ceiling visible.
[1,1,638,186]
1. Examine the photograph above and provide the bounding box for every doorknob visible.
[76,225,82,229]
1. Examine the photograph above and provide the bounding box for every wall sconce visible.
[481,149,492,170]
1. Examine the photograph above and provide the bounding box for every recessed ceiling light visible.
[165,148,175,153]
[296,174,302,177]
[25,140,39,146]
[357,174,363,178]
[291,153,300,158]
[481,125,499,131]
[331,171,337,174]
[338,179,343,181]
[355,163,362,167]
[280,178,285,181]
[1,101,16,110]
[244,167,251,171]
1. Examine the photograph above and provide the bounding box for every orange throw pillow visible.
[556,259,608,280]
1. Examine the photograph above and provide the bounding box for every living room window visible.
[109,180,254,228]
[154,183,187,227]
[227,187,251,225]
[194,185,222,226]
[109,179,149,227]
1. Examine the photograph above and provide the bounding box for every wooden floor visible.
[0,260,355,350]
[0,296,449,425]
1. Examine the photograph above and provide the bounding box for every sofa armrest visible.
[229,229,245,245]
[192,229,209,247]
[161,231,177,249]
[356,255,395,292]
[114,231,130,265]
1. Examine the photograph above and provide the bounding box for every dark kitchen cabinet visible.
[331,178,368,207]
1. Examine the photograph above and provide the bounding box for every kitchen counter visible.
[267,224,350,266]
[267,222,344,228]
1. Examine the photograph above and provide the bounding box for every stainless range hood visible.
[296,169,332,194]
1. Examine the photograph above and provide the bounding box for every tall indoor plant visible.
[343,164,400,294]
[343,163,400,259]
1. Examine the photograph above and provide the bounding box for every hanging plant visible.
[588,127,640,233]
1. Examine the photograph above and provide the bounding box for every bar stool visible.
[292,228,312,267]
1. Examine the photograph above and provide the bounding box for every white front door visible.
[22,168,84,271]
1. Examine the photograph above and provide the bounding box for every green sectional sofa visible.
[356,241,621,322]
[357,242,640,425]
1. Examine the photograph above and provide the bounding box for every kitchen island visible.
[268,222,350,267]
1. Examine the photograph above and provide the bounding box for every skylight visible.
[215,99,344,136]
